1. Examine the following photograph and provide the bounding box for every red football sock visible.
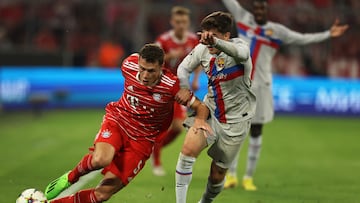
[153,142,162,166]
[68,154,94,184]
[50,189,99,203]
[162,128,180,147]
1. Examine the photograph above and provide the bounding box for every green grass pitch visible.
[1,109,359,203]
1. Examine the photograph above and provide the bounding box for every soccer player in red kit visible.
[152,6,200,176]
[44,44,211,203]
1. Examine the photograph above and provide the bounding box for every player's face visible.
[171,14,190,37]
[138,57,162,87]
[204,29,231,55]
[252,1,268,25]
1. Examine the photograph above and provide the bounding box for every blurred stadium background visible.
[1,0,359,202]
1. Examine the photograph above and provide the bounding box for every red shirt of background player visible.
[156,31,198,75]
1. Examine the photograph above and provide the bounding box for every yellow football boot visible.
[224,173,238,189]
[242,177,257,191]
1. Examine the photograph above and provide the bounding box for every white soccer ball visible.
[16,188,47,203]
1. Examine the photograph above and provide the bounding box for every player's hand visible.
[330,18,349,37]
[175,88,191,105]
[193,118,214,138]
[197,31,216,46]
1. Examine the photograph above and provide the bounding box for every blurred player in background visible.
[152,6,200,176]
[43,44,211,203]
[222,0,348,191]
[175,12,256,203]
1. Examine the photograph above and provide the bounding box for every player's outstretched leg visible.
[199,161,226,203]
[49,172,123,203]
[45,142,116,200]
[242,124,263,191]
[45,153,95,200]
[175,127,207,203]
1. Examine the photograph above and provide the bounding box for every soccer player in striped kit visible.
[222,0,348,191]
[174,12,256,203]
[43,44,211,203]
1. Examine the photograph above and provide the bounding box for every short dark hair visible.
[139,44,164,65]
[171,6,190,16]
[200,11,233,34]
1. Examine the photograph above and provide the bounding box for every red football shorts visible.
[173,102,187,120]
[92,118,154,185]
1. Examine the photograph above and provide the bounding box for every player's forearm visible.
[287,30,330,45]
[214,38,249,62]
[177,64,192,89]
[302,31,331,44]
[192,66,201,81]
[193,66,201,75]
[190,99,209,120]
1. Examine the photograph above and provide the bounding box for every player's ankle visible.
[153,162,162,167]
[67,171,78,184]
[243,175,252,179]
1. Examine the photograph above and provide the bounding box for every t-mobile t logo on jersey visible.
[127,94,139,109]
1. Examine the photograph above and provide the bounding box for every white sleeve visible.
[278,24,331,45]
[222,0,251,21]
[177,45,203,89]
[213,38,249,63]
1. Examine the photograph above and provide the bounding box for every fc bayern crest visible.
[101,129,112,138]
[153,93,161,101]
[217,57,225,69]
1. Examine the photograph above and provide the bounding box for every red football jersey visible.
[105,53,180,141]
[156,30,198,75]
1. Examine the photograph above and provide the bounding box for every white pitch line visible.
[57,170,101,198]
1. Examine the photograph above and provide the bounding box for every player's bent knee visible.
[181,127,207,157]
[92,153,113,168]
[92,143,115,168]
[181,145,197,157]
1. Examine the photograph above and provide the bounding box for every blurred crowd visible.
[0,0,359,78]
